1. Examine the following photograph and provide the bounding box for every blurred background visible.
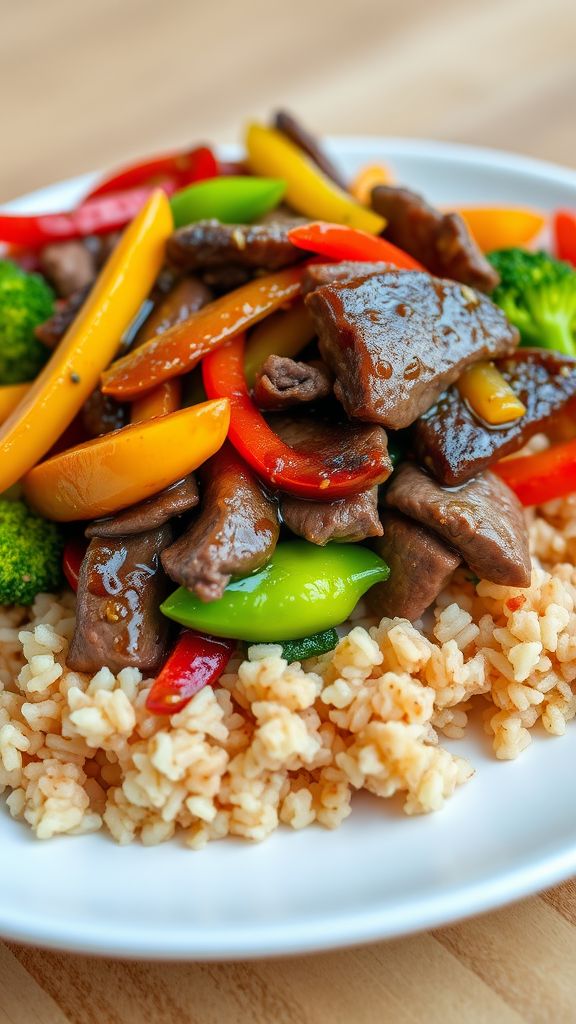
[1,0,575,202]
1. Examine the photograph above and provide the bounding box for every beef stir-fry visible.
[2,107,575,723]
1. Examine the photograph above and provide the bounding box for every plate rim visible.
[1,135,576,959]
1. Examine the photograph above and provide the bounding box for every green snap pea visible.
[161,541,389,642]
[169,177,286,229]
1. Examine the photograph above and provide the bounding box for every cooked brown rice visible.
[0,496,575,848]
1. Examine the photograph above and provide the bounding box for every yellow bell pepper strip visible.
[246,123,386,234]
[454,207,546,253]
[350,163,393,205]
[202,333,392,499]
[22,398,230,522]
[0,191,172,494]
[457,361,526,426]
[244,300,316,386]
[0,382,30,425]
[130,379,182,422]
[101,266,304,400]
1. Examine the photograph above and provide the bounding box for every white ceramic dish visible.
[1,138,575,960]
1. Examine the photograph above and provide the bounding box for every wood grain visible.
[1,0,576,1018]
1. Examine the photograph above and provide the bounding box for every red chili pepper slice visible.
[0,184,176,248]
[287,221,424,270]
[494,437,576,507]
[146,630,236,715]
[202,333,391,499]
[553,210,576,267]
[87,146,218,199]
[62,537,88,592]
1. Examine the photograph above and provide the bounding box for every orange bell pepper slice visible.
[101,266,304,400]
[454,207,546,253]
[23,398,230,522]
[350,163,393,206]
[130,379,183,422]
[0,190,172,493]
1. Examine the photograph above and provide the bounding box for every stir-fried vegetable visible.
[145,631,236,715]
[203,333,391,498]
[22,399,230,521]
[130,379,182,422]
[101,266,304,399]
[86,145,218,198]
[0,190,173,494]
[454,207,546,252]
[287,221,423,269]
[246,123,385,233]
[170,176,286,229]
[457,361,526,425]
[350,164,393,205]
[0,382,30,424]
[161,541,390,641]
[0,260,54,383]
[494,436,576,506]
[0,499,63,604]
[244,300,316,385]
[278,629,339,662]
[488,248,576,355]
[553,210,576,267]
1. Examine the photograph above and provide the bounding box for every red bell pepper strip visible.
[101,266,305,399]
[287,221,424,270]
[0,184,175,248]
[86,146,218,199]
[202,333,391,499]
[145,630,236,715]
[553,211,576,267]
[62,537,88,592]
[494,437,576,507]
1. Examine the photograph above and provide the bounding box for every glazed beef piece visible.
[302,261,393,295]
[271,414,393,489]
[253,356,332,410]
[306,271,519,429]
[280,487,382,545]
[67,525,173,675]
[39,241,98,298]
[161,445,280,602]
[81,389,127,438]
[86,475,199,538]
[367,511,461,621]
[133,275,212,346]
[35,284,91,348]
[274,110,348,190]
[385,463,531,587]
[371,185,499,293]
[167,220,304,273]
[412,349,576,486]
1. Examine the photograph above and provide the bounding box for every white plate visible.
[1,139,576,960]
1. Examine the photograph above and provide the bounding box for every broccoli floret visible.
[0,500,63,605]
[488,248,576,356]
[0,259,54,384]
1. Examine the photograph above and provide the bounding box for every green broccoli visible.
[488,248,576,356]
[0,500,63,605]
[0,259,54,384]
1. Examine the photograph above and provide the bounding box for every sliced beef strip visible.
[253,355,332,410]
[133,275,212,346]
[302,261,393,295]
[371,185,499,293]
[270,414,393,489]
[86,475,199,538]
[412,349,576,486]
[161,445,280,602]
[385,463,531,587]
[280,487,382,545]
[367,510,461,621]
[39,241,98,298]
[81,389,127,438]
[167,220,304,273]
[35,284,91,348]
[273,110,348,190]
[306,271,519,429]
[67,525,173,675]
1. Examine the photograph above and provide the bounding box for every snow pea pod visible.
[169,177,286,229]
[161,541,390,641]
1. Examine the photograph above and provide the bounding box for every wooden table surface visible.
[1,0,576,1019]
